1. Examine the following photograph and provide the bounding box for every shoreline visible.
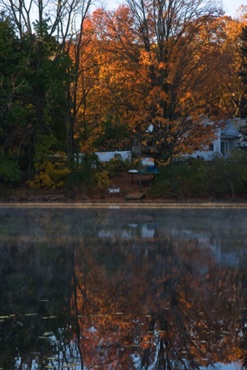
[1,201,247,208]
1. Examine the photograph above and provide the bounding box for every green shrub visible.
[148,153,247,200]
[65,160,110,193]
[26,134,70,189]
[27,158,70,189]
[206,151,247,199]
[93,169,111,189]
[65,162,94,192]
[103,154,132,177]
[148,159,209,199]
[0,156,21,183]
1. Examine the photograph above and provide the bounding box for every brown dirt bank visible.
[1,172,247,205]
[0,172,153,203]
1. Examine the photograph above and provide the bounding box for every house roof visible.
[221,122,241,139]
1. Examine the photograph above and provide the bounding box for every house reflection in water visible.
[0,207,247,369]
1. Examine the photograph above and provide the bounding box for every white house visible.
[190,118,246,160]
[92,118,246,165]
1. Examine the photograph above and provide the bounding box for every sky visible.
[103,0,246,17]
[222,0,246,16]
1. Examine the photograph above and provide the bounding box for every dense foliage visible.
[240,26,247,118]
[148,150,247,200]
[0,0,246,192]
[0,17,72,185]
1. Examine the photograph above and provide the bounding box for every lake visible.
[0,205,247,369]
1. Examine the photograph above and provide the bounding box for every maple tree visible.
[105,0,222,161]
[79,2,247,163]
[69,8,144,158]
[209,13,247,118]
[239,25,247,118]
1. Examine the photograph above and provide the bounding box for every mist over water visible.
[0,207,246,369]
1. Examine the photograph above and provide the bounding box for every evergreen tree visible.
[0,16,73,183]
[0,17,27,181]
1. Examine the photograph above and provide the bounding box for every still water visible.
[1,206,247,369]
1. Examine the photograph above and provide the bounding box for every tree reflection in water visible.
[0,207,246,369]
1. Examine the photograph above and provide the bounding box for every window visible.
[221,141,229,156]
[209,143,214,151]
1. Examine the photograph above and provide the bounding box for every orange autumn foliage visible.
[68,2,247,160]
